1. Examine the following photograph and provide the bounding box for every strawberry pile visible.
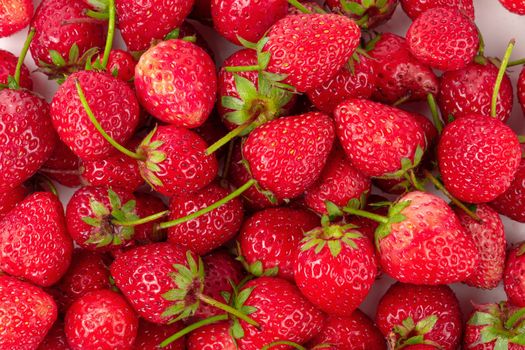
[1,0,525,349]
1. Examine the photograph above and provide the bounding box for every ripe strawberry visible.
[134,39,216,128]
[406,7,479,71]
[37,320,69,350]
[66,186,139,251]
[368,33,439,104]
[167,183,244,255]
[307,309,387,350]
[101,49,136,82]
[237,207,320,280]
[65,289,138,350]
[134,193,168,244]
[0,0,33,37]
[504,243,525,307]
[186,321,236,350]
[376,283,462,350]
[0,192,73,286]
[51,70,140,161]
[115,0,193,51]
[400,0,475,20]
[39,140,82,187]
[499,0,525,14]
[519,66,525,115]
[243,112,335,200]
[490,158,525,222]
[0,49,32,89]
[438,114,521,203]
[132,320,185,350]
[325,0,399,28]
[0,185,26,219]
[334,99,426,178]
[211,0,288,45]
[438,62,513,123]
[0,275,57,349]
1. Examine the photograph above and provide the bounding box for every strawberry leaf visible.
[49,50,66,67]
[415,315,438,334]
[341,0,366,15]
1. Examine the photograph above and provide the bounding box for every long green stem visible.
[206,122,252,155]
[198,294,259,328]
[112,210,169,227]
[160,314,228,348]
[508,58,525,67]
[75,80,144,160]
[427,93,443,134]
[287,0,312,14]
[159,179,256,229]
[492,39,515,118]
[86,9,109,20]
[15,28,35,87]
[100,0,115,69]
[262,341,307,350]
[225,65,261,73]
[343,207,389,224]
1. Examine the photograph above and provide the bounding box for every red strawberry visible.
[0,185,26,219]
[519,66,525,115]
[334,99,426,178]
[186,321,236,350]
[39,140,82,187]
[134,193,168,244]
[0,49,32,89]
[237,207,320,280]
[0,275,57,349]
[105,49,136,82]
[406,7,479,71]
[243,112,335,200]
[51,70,140,161]
[438,62,514,123]
[454,204,506,289]
[294,223,377,316]
[37,320,69,350]
[499,0,525,14]
[262,13,361,92]
[0,192,73,286]
[115,0,193,51]
[211,0,288,45]
[400,0,475,20]
[504,243,525,307]
[132,320,185,350]
[65,289,138,350]
[307,309,387,350]
[0,0,33,37]
[368,33,439,105]
[167,183,244,255]
[134,39,216,128]
[490,158,525,222]
[376,282,462,350]
[438,114,521,203]
[325,0,398,28]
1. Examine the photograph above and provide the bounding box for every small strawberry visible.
[0,275,57,349]
[325,0,399,28]
[519,66,525,115]
[438,114,521,203]
[490,158,525,223]
[0,192,73,286]
[186,321,236,350]
[504,243,525,307]
[0,185,26,219]
[134,193,168,244]
[400,0,474,20]
[376,282,462,350]
[65,289,138,350]
[0,0,33,37]
[37,320,69,350]
[134,39,217,128]
[237,207,320,280]
[0,49,32,89]
[499,0,525,15]
[39,140,82,187]
[132,320,185,350]
[406,7,479,71]
[100,49,136,82]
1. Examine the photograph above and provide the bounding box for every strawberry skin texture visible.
[491,158,525,222]
[504,244,525,307]
[400,0,475,20]
[325,0,398,29]
[187,321,237,350]
[0,89,56,192]
[406,7,479,71]
[438,63,513,123]
[134,39,216,128]
[499,0,525,14]
[264,14,361,92]
[106,50,136,82]
[40,140,82,187]
[37,320,69,350]
[519,66,525,115]
[132,320,185,350]
[0,49,32,89]
[0,275,57,350]
[376,283,462,350]
[0,0,33,37]
[438,114,521,203]
[0,192,73,287]
[334,99,426,177]
[0,185,26,219]
[65,289,138,350]
[134,193,167,244]
[243,112,335,200]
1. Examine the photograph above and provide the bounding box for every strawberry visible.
[0,192,73,286]
[0,49,32,89]
[104,49,136,82]
[39,140,82,187]
[211,0,288,45]
[115,0,193,51]
[37,320,69,350]
[0,275,57,349]
[0,185,26,219]
[307,309,387,350]
[134,193,168,244]
[400,0,474,20]
[64,289,138,350]
[186,321,236,350]
[376,282,462,350]
[438,62,514,123]
[499,0,525,15]
[0,0,33,38]
[294,223,377,316]
[167,183,244,255]
[237,207,320,280]
[65,186,139,251]
[454,204,506,289]
[490,158,525,223]
[438,114,521,203]
[243,112,335,200]
[134,39,217,128]
[504,243,525,307]
[406,7,479,71]
[132,320,185,350]
[51,70,140,161]
[519,66,525,115]
[325,0,399,28]
[334,99,426,178]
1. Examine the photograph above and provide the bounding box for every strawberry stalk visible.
[159,314,229,347]
[343,207,389,224]
[508,58,525,67]
[111,210,169,226]
[206,121,253,155]
[197,294,259,327]
[86,9,109,20]
[261,340,307,350]
[427,93,443,134]
[0,28,35,89]
[287,0,312,14]
[100,0,116,70]
[491,39,515,118]
[225,65,261,73]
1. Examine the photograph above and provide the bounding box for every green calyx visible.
[235,242,279,278]
[340,0,390,28]
[227,283,258,339]
[373,200,410,251]
[379,145,425,180]
[391,316,443,350]
[136,126,166,189]
[39,44,99,83]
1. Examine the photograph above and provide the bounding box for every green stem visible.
[405,169,425,191]
[427,93,443,134]
[225,65,261,73]
[508,58,525,67]
[206,122,252,155]
[393,95,411,107]
[75,80,144,160]
[159,314,228,348]
[198,294,260,328]
[262,341,307,350]
[100,0,115,69]
[287,0,312,14]
[14,28,35,87]
[477,26,485,58]
[492,39,515,118]
[343,207,389,224]
[518,135,525,144]
[86,9,109,20]
[112,210,169,227]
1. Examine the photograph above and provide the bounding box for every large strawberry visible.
[0,185,26,219]
[0,0,33,37]
[39,140,82,187]
[132,320,185,350]
[491,158,525,223]
[376,283,462,350]
[400,0,475,19]
[243,112,335,200]
[186,321,236,350]
[406,7,479,71]
[499,0,525,14]
[325,0,399,28]
[134,39,216,128]
[504,243,525,307]
[0,192,73,286]
[438,114,521,203]
[0,49,32,89]
[0,275,57,349]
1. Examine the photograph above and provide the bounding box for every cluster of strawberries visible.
[1,0,525,349]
